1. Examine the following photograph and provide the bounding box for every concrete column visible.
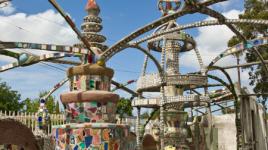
[160,87,165,150]
[165,40,179,75]
[136,107,141,150]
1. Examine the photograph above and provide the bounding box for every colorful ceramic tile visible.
[92,129,101,145]
[104,142,108,150]
[73,145,79,150]
[113,142,119,150]
[70,135,76,145]
[85,136,93,148]
[102,129,110,141]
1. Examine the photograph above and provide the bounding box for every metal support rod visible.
[111,80,136,92]
[141,49,150,76]
[219,60,268,70]
[195,99,234,111]
[111,80,139,98]
[160,87,165,150]
[236,54,242,91]
[47,59,81,66]
[200,5,268,79]
[240,93,268,96]
[136,107,141,150]
[194,48,205,73]
[194,108,206,115]
[42,78,69,101]
[199,105,235,116]
[236,54,244,149]
[48,0,96,55]
[159,38,166,150]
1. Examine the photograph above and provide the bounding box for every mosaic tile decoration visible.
[71,75,111,91]
[209,37,268,66]
[65,101,117,123]
[52,123,136,150]
[0,53,73,72]
[0,41,91,55]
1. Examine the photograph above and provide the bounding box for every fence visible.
[0,111,65,135]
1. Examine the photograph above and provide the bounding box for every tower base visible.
[51,123,136,150]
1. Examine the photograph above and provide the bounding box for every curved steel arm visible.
[47,59,81,66]
[128,44,163,74]
[219,60,268,70]
[0,41,93,55]
[198,6,268,77]
[111,80,139,98]
[194,48,205,72]
[100,0,225,61]
[198,6,246,41]
[208,37,268,67]
[130,19,268,45]
[0,49,20,59]
[48,0,96,55]
[207,74,236,100]
[208,37,268,76]
[111,79,136,92]
[207,65,240,147]
[41,78,69,101]
[0,53,72,72]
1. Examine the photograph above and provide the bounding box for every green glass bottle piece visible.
[89,80,95,89]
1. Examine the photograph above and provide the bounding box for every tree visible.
[23,98,39,113]
[0,80,24,111]
[116,98,133,120]
[24,91,61,114]
[150,109,160,120]
[228,0,268,101]
[55,101,60,114]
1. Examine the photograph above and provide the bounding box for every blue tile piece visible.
[104,142,108,150]
[85,136,92,148]
[38,116,42,122]
[73,145,78,150]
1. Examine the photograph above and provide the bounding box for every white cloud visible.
[0,9,79,62]
[0,9,78,99]
[180,9,252,89]
[0,2,15,15]
[181,9,243,69]
[0,9,78,44]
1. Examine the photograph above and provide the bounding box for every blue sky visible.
[0,0,247,112]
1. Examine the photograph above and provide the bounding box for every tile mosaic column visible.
[52,64,136,150]
[51,0,136,149]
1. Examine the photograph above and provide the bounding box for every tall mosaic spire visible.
[75,0,108,64]
[51,1,136,149]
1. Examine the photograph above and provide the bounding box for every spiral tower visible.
[75,0,108,63]
[132,1,208,149]
[51,1,136,149]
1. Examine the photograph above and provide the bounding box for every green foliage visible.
[0,80,24,111]
[55,101,60,114]
[150,109,160,120]
[228,0,268,99]
[23,98,39,113]
[24,91,61,114]
[228,36,241,47]
[116,98,133,119]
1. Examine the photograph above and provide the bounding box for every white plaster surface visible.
[213,114,237,150]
